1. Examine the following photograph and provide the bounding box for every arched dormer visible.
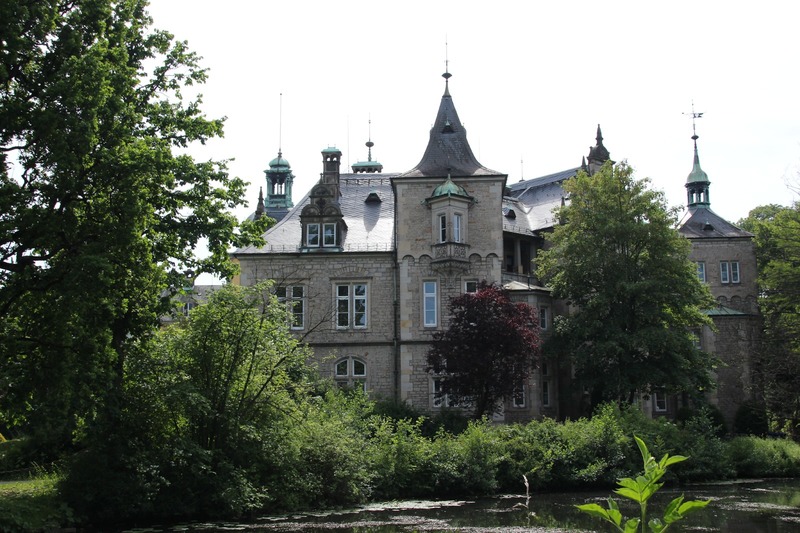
[300,181,346,251]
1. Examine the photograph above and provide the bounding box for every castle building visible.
[232,72,759,427]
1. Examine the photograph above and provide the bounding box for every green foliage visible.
[427,282,541,418]
[739,204,800,439]
[537,162,715,407]
[726,436,800,478]
[734,399,770,436]
[0,472,72,532]
[577,436,711,532]
[0,0,267,457]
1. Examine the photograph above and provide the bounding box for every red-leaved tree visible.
[426,282,541,418]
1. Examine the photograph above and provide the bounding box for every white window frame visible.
[653,391,667,413]
[513,382,525,408]
[720,261,730,284]
[423,280,438,327]
[323,222,337,247]
[696,261,706,283]
[453,213,463,243]
[306,223,320,247]
[334,356,367,392]
[730,261,740,283]
[464,280,478,294]
[438,214,447,243]
[539,306,548,330]
[336,283,368,330]
[277,285,305,330]
[432,378,467,408]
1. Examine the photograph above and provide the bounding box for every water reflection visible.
[125,479,800,532]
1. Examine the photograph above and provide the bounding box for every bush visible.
[734,400,770,436]
[727,436,800,478]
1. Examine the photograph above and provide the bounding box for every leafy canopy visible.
[426,282,541,419]
[0,0,266,451]
[537,161,715,406]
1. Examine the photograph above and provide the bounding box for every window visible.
[277,285,305,330]
[432,378,467,408]
[453,213,463,243]
[730,261,740,283]
[336,283,368,329]
[423,281,438,327]
[306,223,320,246]
[323,223,337,246]
[696,261,706,282]
[513,382,525,408]
[334,357,366,391]
[438,214,447,243]
[464,280,478,294]
[539,306,548,330]
[542,380,551,407]
[720,261,729,284]
[653,391,667,413]
[181,301,196,316]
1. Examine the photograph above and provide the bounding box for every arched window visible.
[334,357,367,392]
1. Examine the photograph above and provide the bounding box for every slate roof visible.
[399,81,504,179]
[234,174,397,255]
[503,167,579,234]
[678,206,753,239]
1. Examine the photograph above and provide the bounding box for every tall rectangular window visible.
[730,261,740,283]
[720,261,730,284]
[453,213,463,243]
[653,392,667,412]
[513,382,525,408]
[306,223,320,246]
[323,223,337,247]
[539,306,548,330]
[423,281,438,327]
[438,214,447,243]
[277,285,305,330]
[336,283,368,329]
[542,380,551,407]
[696,261,706,282]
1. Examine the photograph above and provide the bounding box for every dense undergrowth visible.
[2,397,800,532]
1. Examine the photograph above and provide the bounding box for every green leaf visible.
[678,499,711,516]
[576,503,611,521]
[623,517,641,533]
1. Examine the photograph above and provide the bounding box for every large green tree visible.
[0,0,265,452]
[537,162,715,408]
[426,282,541,419]
[739,203,800,438]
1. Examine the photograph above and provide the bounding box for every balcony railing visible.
[431,242,469,263]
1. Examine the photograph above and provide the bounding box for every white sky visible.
[147,0,800,226]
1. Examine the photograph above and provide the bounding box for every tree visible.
[739,204,800,438]
[536,161,715,409]
[0,0,266,453]
[426,282,540,419]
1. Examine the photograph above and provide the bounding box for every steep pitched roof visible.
[234,174,397,254]
[399,77,503,178]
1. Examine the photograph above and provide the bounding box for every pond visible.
[126,478,800,532]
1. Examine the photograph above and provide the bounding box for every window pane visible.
[731,261,740,283]
[354,284,366,297]
[697,262,706,282]
[539,307,548,330]
[307,224,320,246]
[542,380,550,406]
[275,286,287,298]
[323,223,336,246]
[424,281,437,327]
[439,215,447,243]
[353,359,366,376]
[335,360,348,376]
[337,299,350,327]
[292,286,305,298]
[465,281,478,293]
[720,262,730,283]
[453,213,462,243]
[291,300,304,328]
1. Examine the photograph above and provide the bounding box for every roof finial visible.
[442,37,452,96]
[278,92,283,157]
[683,100,704,144]
[366,115,374,162]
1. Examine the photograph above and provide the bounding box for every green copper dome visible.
[269,155,291,169]
[430,175,472,200]
[686,146,709,184]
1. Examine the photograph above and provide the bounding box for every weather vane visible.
[683,101,703,140]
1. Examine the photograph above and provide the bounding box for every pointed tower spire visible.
[254,187,265,219]
[263,93,294,214]
[586,124,611,175]
[685,106,710,209]
[399,65,502,178]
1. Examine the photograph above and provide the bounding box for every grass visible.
[0,476,72,532]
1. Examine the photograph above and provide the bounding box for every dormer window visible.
[323,223,337,247]
[307,224,320,246]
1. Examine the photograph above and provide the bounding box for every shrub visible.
[734,400,770,436]
[727,436,800,478]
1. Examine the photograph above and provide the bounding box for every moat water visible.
[125,478,800,532]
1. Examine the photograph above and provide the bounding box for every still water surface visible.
[128,478,800,532]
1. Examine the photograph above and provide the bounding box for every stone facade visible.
[232,75,760,427]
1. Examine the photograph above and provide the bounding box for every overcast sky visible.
[147,0,800,226]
